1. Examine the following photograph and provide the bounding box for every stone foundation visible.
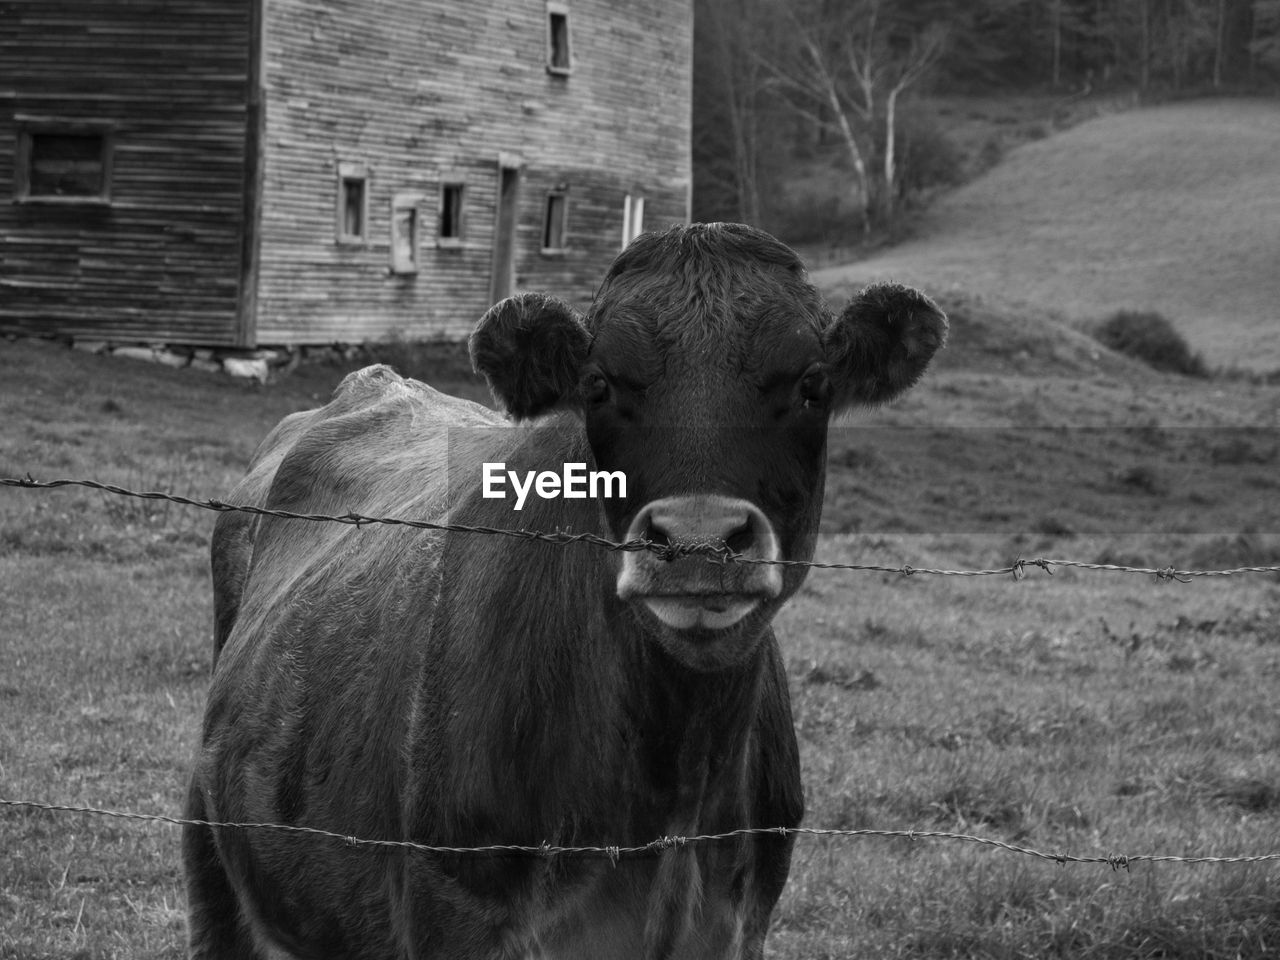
[25,336,366,383]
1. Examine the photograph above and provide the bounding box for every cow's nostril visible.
[639,505,767,555]
[644,520,671,548]
[724,522,754,554]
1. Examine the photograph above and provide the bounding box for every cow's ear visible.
[824,282,947,409]
[470,293,591,420]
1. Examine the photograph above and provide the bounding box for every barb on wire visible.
[4,475,1280,580]
[4,798,1280,868]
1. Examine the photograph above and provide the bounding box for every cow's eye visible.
[798,367,831,410]
[582,372,610,406]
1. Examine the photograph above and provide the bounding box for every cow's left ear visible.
[470,293,591,420]
[825,282,948,409]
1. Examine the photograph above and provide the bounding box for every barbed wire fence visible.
[5,475,1280,581]
[3,473,1280,873]
[4,798,1280,871]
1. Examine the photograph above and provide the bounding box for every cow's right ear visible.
[824,282,947,409]
[470,293,591,420]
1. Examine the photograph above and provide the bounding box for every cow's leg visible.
[183,780,261,960]
[740,643,804,959]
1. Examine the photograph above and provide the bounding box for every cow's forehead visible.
[586,224,828,374]
[588,303,824,382]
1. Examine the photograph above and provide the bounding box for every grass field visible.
[2,300,1278,958]
[813,98,1280,373]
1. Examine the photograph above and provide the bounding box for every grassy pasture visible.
[1,323,1278,958]
[813,98,1280,373]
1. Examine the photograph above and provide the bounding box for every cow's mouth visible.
[616,495,784,635]
[639,593,763,631]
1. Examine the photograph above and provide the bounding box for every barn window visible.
[15,121,113,202]
[390,193,421,274]
[546,3,572,75]
[621,194,645,249]
[336,162,369,244]
[438,182,466,245]
[542,191,568,251]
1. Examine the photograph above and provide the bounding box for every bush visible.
[1184,533,1280,570]
[765,190,860,247]
[891,116,966,200]
[1092,310,1208,376]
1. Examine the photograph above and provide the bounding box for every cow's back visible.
[210,365,501,660]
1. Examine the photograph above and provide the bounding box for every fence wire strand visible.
[4,475,1280,580]
[4,798,1279,871]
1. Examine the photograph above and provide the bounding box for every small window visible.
[438,182,465,244]
[336,162,369,243]
[542,192,567,251]
[390,193,421,274]
[15,122,113,202]
[622,194,645,249]
[341,179,366,237]
[547,4,572,74]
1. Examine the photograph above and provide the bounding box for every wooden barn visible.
[0,1,692,348]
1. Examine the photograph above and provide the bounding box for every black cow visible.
[184,222,946,959]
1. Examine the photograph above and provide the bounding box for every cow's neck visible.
[621,632,767,837]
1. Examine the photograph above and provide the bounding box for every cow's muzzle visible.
[616,495,783,631]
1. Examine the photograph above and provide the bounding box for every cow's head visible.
[471,223,945,671]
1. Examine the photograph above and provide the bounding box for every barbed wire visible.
[4,797,1279,871]
[4,475,1280,580]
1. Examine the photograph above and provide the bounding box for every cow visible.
[183,222,946,959]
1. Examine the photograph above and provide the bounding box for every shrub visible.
[1111,463,1168,495]
[1185,533,1280,569]
[1093,310,1208,376]
[765,190,859,247]
[891,116,966,200]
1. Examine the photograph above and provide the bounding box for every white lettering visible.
[481,462,626,509]
[535,470,561,499]
[590,470,627,500]
[509,469,535,511]
[562,462,587,498]
[482,462,506,499]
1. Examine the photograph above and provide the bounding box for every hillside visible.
[813,98,1280,372]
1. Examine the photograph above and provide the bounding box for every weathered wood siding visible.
[255,0,692,344]
[0,1,253,346]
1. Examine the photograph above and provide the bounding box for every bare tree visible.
[758,3,874,234]
[695,0,773,223]
[1052,0,1064,85]
[1138,0,1152,88]
[1215,0,1227,84]
[1250,0,1280,77]
[881,21,948,218]
[757,0,948,235]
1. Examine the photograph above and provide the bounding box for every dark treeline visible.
[693,0,1280,238]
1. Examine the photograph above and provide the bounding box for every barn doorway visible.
[489,163,521,303]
